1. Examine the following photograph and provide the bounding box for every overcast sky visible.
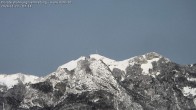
[0,0,196,76]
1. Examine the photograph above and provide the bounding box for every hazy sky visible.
[0,0,196,76]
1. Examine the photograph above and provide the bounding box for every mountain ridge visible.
[0,52,196,110]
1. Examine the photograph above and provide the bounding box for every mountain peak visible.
[136,52,170,62]
[58,56,86,71]
[57,52,170,73]
[89,54,115,62]
[144,52,163,58]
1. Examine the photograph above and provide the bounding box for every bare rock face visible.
[0,52,196,110]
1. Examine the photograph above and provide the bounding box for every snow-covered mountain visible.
[0,52,196,110]
[0,73,41,89]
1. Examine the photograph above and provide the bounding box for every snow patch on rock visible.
[90,54,132,72]
[141,58,160,75]
[182,86,196,96]
[187,78,196,82]
[0,73,40,89]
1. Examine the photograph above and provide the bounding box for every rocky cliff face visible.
[0,52,196,110]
